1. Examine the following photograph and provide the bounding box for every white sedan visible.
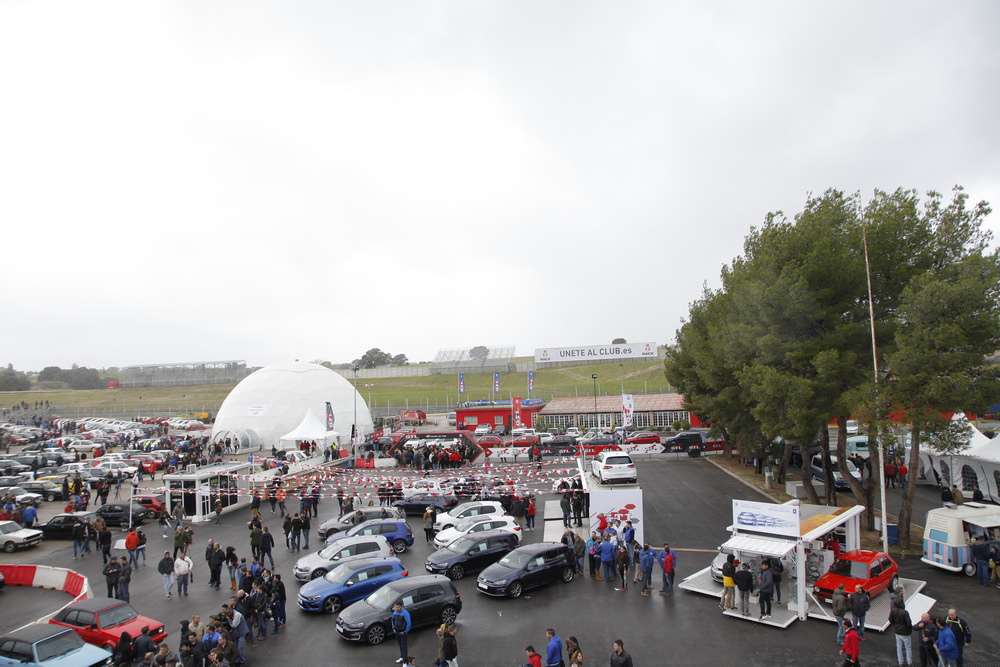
[433,515,520,549]
[400,478,452,498]
[0,520,43,553]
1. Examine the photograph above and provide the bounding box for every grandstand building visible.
[120,360,249,387]
[431,345,516,375]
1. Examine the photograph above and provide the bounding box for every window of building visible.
[542,415,574,428]
[652,411,691,427]
[960,465,978,492]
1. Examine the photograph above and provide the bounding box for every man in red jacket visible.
[840,619,860,666]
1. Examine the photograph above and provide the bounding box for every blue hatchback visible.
[297,557,408,613]
[324,519,414,553]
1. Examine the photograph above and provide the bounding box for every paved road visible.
[2,458,998,666]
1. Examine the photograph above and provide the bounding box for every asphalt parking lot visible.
[2,457,999,666]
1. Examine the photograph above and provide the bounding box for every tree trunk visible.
[897,426,921,549]
[798,457,821,504]
[819,427,837,506]
[721,427,732,459]
[836,416,877,530]
[776,439,793,485]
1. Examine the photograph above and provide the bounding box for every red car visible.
[477,436,503,448]
[624,432,661,445]
[132,493,166,519]
[49,597,167,653]
[509,435,540,448]
[812,549,898,602]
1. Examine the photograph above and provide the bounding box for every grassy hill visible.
[0,358,672,417]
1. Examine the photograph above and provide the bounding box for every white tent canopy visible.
[278,407,339,450]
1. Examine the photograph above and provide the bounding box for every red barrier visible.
[63,571,87,599]
[356,458,374,469]
[0,564,36,586]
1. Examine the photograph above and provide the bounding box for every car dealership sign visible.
[733,499,800,538]
[534,342,658,363]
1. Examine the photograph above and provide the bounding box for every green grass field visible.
[0,358,672,417]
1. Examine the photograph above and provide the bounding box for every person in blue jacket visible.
[392,602,411,665]
[935,617,959,667]
[598,537,616,583]
[544,629,562,667]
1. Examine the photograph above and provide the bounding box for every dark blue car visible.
[324,519,414,553]
[297,557,408,614]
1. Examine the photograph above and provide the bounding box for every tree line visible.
[664,187,1000,548]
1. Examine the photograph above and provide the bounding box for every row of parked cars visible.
[286,497,577,647]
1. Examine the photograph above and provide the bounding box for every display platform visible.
[805,577,931,632]
[679,565,722,597]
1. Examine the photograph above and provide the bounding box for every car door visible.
[875,556,893,592]
[412,585,447,628]
[347,564,392,602]
[462,538,492,571]
[69,609,100,644]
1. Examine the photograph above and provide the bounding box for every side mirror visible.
[345,580,353,586]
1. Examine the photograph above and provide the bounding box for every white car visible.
[0,487,43,507]
[565,427,582,438]
[66,440,101,453]
[400,478,452,498]
[91,461,138,478]
[474,425,492,437]
[433,515,520,549]
[537,433,554,445]
[0,519,43,553]
[590,451,637,485]
[433,500,505,532]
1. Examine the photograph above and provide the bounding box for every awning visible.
[965,515,1000,529]
[721,535,797,558]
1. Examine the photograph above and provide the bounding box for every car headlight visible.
[813,586,819,592]
[302,595,321,601]
[493,579,506,586]
[342,621,364,629]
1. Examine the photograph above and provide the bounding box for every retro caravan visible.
[921,502,1000,576]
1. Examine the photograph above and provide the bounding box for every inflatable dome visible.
[210,361,372,450]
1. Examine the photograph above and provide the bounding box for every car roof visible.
[512,541,566,554]
[337,556,402,571]
[354,518,404,530]
[382,574,450,591]
[453,528,516,541]
[2,623,78,643]
[838,549,884,562]
[63,596,126,613]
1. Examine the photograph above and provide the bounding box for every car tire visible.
[47,494,57,502]
[145,510,156,519]
[962,562,976,577]
[323,595,343,613]
[561,566,575,583]
[508,581,523,599]
[3,541,15,553]
[392,539,407,553]
[310,569,326,580]
[441,605,458,625]
[890,574,900,591]
[102,643,114,654]
[448,564,465,580]
[366,623,387,645]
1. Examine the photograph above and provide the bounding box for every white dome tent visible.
[210,361,372,452]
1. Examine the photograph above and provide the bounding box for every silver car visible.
[317,506,405,540]
[293,535,393,581]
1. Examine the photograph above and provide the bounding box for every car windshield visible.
[0,523,19,534]
[453,516,488,532]
[828,558,868,579]
[35,631,86,661]
[97,603,138,628]
[365,586,396,610]
[447,536,479,553]
[324,562,357,585]
[496,551,532,570]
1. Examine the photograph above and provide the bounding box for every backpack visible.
[771,559,783,575]
[137,531,147,546]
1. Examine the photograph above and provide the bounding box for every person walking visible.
[125,529,140,569]
[544,629,562,667]
[422,507,434,543]
[609,639,633,667]
[249,523,262,560]
[174,551,193,597]
[392,602,411,665]
[758,560,773,620]
[441,624,458,667]
[890,595,914,666]
[849,585,870,640]
[840,619,861,666]
[116,556,132,603]
[259,527,275,570]
[157,551,175,599]
[944,609,971,667]
[102,557,122,598]
[832,583,848,645]
[72,520,88,559]
[99,525,113,564]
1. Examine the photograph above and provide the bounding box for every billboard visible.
[535,342,658,363]
[732,499,800,538]
[590,487,645,546]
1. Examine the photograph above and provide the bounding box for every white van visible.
[921,503,1000,575]
[846,420,859,435]
[845,435,870,458]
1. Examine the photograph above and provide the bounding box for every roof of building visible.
[539,394,687,414]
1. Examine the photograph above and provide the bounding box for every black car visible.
[37,512,97,540]
[0,475,29,488]
[392,493,457,516]
[538,436,579,457]
[317,507,406,540]
[663,431,706,452]
[18,481,61,502]
[580,434,616,448]
[0,460,32,476]
[93,503,145,527]
[336,575,461,645]
[425,529,520,580]
[476,541,576,598]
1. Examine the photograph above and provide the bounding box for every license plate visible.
[477,583,487,590]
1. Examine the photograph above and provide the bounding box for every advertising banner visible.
[732,499,800,538]
[458,373,465,395]
[512,397,522,426]
[622,394,634,427]
[493,372,500,393]
[589,487,645,546]
[528,370,534,393]
[326,401,335,430]
[535,342,658,363]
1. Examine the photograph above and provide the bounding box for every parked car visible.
[475,436,502,449]
[293,535,394,581]
[323,519,414,554]
[399,479,452,498]
[131,494,166,519]
[425,529,520,581]
[476,541,576,598]
[812,550,898,602]
[447,412,456,425]
[93,503,145,527]
[36,512,96,540]
[48,598,167,653]
[317,507,406,540]
[433,501,505,533]
[662,431,706,452]
[473,425,491,437]
[297,557,408,613]
[578,434,617,451]
[590,451,637,485]
[625,431,661,445]
[0,624,112,667]
[335,575,461,645]
[18,481,61,503]
[432,515,520,549]
[0,519,43,553]
[392,493,457,516]
[491,424,507,436]
[538,436,579,457]
[810,454,861,490]
[0,486,43,508]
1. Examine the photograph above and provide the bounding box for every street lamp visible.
[352,365,360,458]
[591,374,598,429]
[445,379,449,409]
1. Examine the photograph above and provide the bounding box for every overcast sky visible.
[2,1,998,372]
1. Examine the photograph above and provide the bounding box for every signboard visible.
[534,342,658,363]
[247,404,266,417]
[622,394,634,427]
[590,487,645,546]
[493,372,500,393]
[326,401,335,430]
[528,370,534,393]
[512,398,522,426]
[458,373,465,395]
[732,499,800,538]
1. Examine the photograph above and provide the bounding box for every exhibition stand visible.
[163,461,252,522]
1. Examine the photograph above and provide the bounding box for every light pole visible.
[592,374,599,429]
[619,363,624,394]
[445,379,449,410]
[352,365,360,458]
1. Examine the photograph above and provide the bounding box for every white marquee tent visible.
[278,407,339,449]
[921,412,1000,503]
[210,361,372,451]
